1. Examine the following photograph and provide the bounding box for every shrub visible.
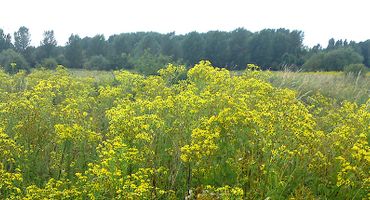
[40,57,58,69]
[303,48,363,71]
[158,63,187,85]
[131,50,173,76]
[343,63,368,77]
[84,55,110,70]
[0,49,29,73]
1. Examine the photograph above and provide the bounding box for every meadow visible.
[269,71,370,105]
[0,62,369,199]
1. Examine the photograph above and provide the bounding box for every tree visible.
[327,38,335,50]
[203,31,229,67]
[22,46,37,67]
[311,44,322,53]
[160,32,181,59]
[182,32,205,65]
[323,48,363,71]
[303,47,363,71]
[86,34,107,57]
[65,34,83,68]
[301,52,325,71]
[358,40,370,67]
[227,28,253,70]
[14,26,31,53]
[106,33,142,69]
[0,29,13,52]
[39,30,57,59]
[134,33,161,56]
[335,39,343,48]
[249,29,304,69]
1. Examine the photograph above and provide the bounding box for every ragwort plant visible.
[0,62,368,199]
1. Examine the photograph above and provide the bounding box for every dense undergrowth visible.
[0,61,369,199]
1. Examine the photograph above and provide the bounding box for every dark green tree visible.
[0,29,13,52]
[227,28,252,69]
[327,38,335,50]
[335,39,343,48]
[182,32,205,65]
[249,29,274,68]
[86,34,107,57]
[358,40,370,67]
[65,34,84,68]
[249,29,303,69]
[134,33,161,56]
[14,26,31,53]
[38,30,57,59]
[311,44,322,53]
[203,31,229,67]
[160,32,181,59]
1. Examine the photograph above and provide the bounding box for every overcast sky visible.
[1,0,369,47]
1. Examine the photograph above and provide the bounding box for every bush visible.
[0,49,29,74]
[40,57,58,69]
[343,63,368,77]
[131,50,173,75]
[84,55,110,70]
[158,63,187,85]
[303,48,363,71]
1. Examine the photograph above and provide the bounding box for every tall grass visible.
[269,71,370,104]
[68,69,115,81]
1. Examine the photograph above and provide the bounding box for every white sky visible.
[1,0,369,47]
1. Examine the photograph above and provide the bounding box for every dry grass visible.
[269,71,370,104]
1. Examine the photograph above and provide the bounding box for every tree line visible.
[1,26,369,74]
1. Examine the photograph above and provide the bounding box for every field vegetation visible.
[269,71,370,104]
[0,61,369,199]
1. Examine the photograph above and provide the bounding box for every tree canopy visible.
[0,26,369,73]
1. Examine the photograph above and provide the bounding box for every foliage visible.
[158,63,187,85]
[303,48,364,71]
[182,31,205,65]
[13,26,31,53]
[65,34,83,68]
[3,26,370,72]
[343,63,368,77]
[0,49,29,73]
[0,61,368,199]
[84,55,110,70]
[249,28,304,69]
[0,29,13,52]
[40,57,58,69]
[131,50,173,75]
[38,30,57,60]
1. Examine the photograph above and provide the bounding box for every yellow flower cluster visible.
[0,63,368,199]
